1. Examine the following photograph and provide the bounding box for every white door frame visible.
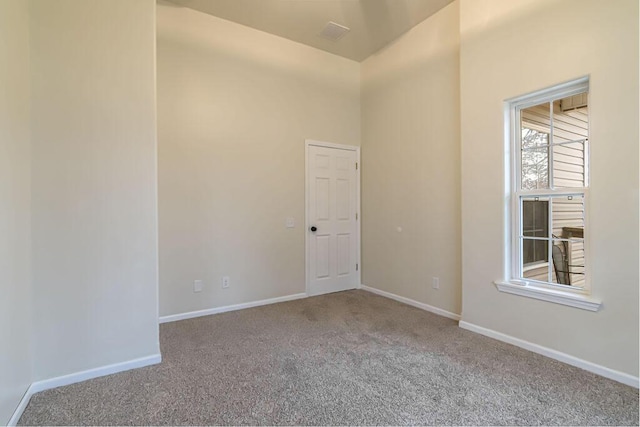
[305,139,361,296]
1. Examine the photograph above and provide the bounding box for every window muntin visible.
[513,80,589,291]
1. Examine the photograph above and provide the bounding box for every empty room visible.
[1,0,638,425]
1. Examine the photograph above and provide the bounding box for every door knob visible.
[310,226,317,232]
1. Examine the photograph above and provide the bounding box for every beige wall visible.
[0,0,32,423]
[30,0,160,380]
[460,0,639,376]
[157,3,360,316]
[361,2,461,315]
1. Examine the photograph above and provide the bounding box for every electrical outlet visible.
[193,279,203,293]
[222,276,230,289]
[432,277,440,290]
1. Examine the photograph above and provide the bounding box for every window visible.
[496,78,601,311]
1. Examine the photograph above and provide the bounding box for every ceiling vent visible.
[319,21,350,41]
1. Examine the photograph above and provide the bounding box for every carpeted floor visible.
[19,290,639,425]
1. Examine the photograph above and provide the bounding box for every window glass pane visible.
[522,128,549,149]
[521,102,551,145]
[521,197,549,266]
[552,93,588,146]
[521,147,549,190]
[522,198,548,238]
[522,237,550,281]
[551,238,585,288]
[521,102,551,190]
[568,239,586,287]
[522,238,548,266]
[552,140,586,188]
[550,194,585,239]
[551,93,588,188]
[549,194,585,287]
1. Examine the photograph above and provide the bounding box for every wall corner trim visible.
[360,285,461,321]
[459,321,639,389]
[159,293,308,324]
[8,354,161,426]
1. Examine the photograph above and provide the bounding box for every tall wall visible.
[0,0,32,423]
[360,2,461,316]
[30,0,160,380]
[156,3,360,317]
[460,0,639,376]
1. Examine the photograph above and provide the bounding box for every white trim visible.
[506,76,589,107]
[159,293,307,324]
[459,321,638,389]
[7,354,161,426]
[361,285,461,321]
[151,0,161,348]
[494,280,601,311]
[305,139,361,297]
[30,354,162,394]
[305,139,360,152]
[7,386,32,427]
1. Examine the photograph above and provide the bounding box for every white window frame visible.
[495,77,602,311]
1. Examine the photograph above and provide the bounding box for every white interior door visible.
[306,141,359,296]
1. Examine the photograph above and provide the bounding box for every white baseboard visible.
[459,321,639,389]
[8,353,161,426]
[7,386,32,427]
[29,354,162,394]
[361,285,461,321]
[159,292,308,324]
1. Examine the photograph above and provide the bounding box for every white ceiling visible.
[165,0,455,62]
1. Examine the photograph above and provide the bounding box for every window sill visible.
[494,280,602,312]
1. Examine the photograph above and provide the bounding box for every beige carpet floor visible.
[19,290,639,425]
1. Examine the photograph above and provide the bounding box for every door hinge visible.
[356,212,358,220]
[355,162,358,170]
[356,263,359,271]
